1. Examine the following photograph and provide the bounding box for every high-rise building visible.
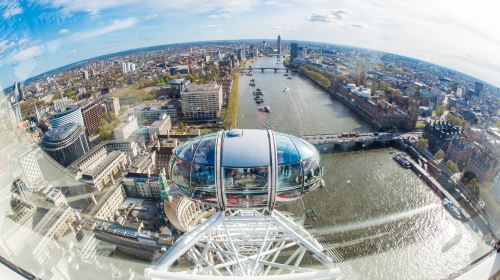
[41,123,90,167]
[105,97,120,116]
[81,101,106,135]
[127,62,136,72]
[13,82,24,101]
[181,83,223,121]
[474,81,483,94]
[50,105,84,129]
[290,43,298,61]
[8,98,22,124]
[277,35,281,55]
[121,62,128,74]
[82,70,89,80]
[237,48,246,61]
[53,97,74,112]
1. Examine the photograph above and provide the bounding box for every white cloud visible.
[77,17,138,39]
[71,49,77,53]
[144,14,158,19]
[307,9,349,22]
[12,45,43,63]
[0,40,14,55]
[208,24,217,28]
[1,0,23,19]
[209,13,231,19]
[58,28,70,35]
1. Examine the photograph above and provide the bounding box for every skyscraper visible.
[41,123,90,167]
[277,35,281,55]
[82,70,89,80]
[13,82,24,101]
[290,43,298,61]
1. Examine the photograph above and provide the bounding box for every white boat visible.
[264,106,271,113]
[283,87,289,92]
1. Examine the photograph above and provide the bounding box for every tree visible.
[467,178,479,189]
[417,138,429,150]
[98,112,121,140]
[446,114,466,127]
[433,105,446,117]
[446,160,459,174]
[435,149,445,160]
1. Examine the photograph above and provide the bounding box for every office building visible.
[121,62,128,74]
[13,82,24,101]
[105,97,120,116]
[149,114,171,139]
[50,105,84,129]
[423,121,461,154]
[92,184,128,221]
[122,173,162,199]
[41,123,90,167]
[180,83,223,121]
[9,99,22,124]
[277,35,281,55]
[81,101,106,135]
[53,98,74,113]
[113,115,139,140]
[290,43,298,61]
[81,151,129,191]
[82,70,89,80]
[237,48,245,61]
[127,62,136,72]
[474,81,483,94]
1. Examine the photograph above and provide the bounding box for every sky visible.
[1,0,500,89]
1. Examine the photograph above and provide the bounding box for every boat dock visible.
[406,156,471,220]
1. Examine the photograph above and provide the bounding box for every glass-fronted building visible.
[169,129,323,209]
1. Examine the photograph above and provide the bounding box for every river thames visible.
[237,57,491,279]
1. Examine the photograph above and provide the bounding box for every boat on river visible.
[249,82,255,86]
[263,106,271,113]
[283,87,289,92]
[443,198,463,220]
[393,154,411,168]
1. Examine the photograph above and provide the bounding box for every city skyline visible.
[1,0,500,89]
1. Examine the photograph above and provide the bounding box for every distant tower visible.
[406,94,421,131]
[290,43,298,61]
[34,102,41,123]
[82,70,89,80]
[355,61,367,86]
[277,35,281,55]
[13,82,24,101]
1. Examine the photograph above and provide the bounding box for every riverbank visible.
[223,71,239,129]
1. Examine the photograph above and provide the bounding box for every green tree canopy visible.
[435,149,445,160]
[446,160,459,173]
[417,138,429,150]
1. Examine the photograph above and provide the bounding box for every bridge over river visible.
[302,131,422,152]
[239,66,293,73]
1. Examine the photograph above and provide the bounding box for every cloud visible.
[0,40,15,55]
[308,9,349,22]
[208,24,217,28]
[58,28,70,35]
[77,17,138,39]
[208,13,231,19]
[351,23,364,28]
[261,24,299,32]
[1,0,23,19]
[144,14,158,19]
[12,45,43,63]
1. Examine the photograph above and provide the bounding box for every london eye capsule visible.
[169,129,323,209]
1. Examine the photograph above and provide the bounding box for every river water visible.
[237,57,491,279]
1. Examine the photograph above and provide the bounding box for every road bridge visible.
[239,67,293,73]
[302,131,422,152]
